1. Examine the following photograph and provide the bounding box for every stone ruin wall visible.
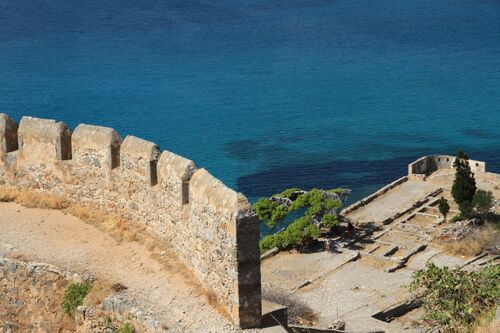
[408,155,487,178]
[0,257,151,333]
[0,258,76,332]
[0,114,261,328]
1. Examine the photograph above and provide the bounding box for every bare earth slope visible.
[0,202,248,333]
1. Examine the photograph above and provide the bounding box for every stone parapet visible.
[408,155,486,178]
[0,114,261,328]
[18,116,72,161]
[72,124,122,175]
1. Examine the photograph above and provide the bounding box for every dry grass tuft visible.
[67,204,141,243]
[474,321,500,333]
[0,188,68,209]
[443,225,499,257]
[262,286,317,324]
[0,187,16,202]
[84,279,113,307]
[473,308,500,333]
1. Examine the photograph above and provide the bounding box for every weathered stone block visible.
[18,116,72,161]
[120,135,161,185]
[236,214,262,328]
[190,168,251,221]
[157,151,196,206]
[0,113,18,157]
[72,124,122,174]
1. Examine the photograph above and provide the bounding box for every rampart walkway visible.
[0,201,252,333]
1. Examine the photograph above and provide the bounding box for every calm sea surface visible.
[1,0,499,203]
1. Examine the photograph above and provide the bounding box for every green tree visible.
[451,149,477,217]
[472,190,494,220]
[255,188,348,253]
[438,197,450,221]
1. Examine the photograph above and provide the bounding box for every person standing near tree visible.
[346,222,354,238]
[325,238,332,252]
[438,197,450,221]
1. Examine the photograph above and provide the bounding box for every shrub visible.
[410,263,500,333]
[262,287,317,324]
[62,281,92,317]
[450,214,463,223]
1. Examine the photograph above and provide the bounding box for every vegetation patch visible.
[255,188,348,253]
[114,323,134,333]
[410,263,500,333]
[104,317,135,333]
[62,281,92,317]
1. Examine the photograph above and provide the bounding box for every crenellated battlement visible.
[0,114,261,328]
[72,123,122,174]
[17,116,72,161]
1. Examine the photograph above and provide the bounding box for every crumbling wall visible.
[408,155,486,178]
[0,114,261,328]
[0,258,76,333]
[0,258,151,333]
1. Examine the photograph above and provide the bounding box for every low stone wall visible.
[342,176,408,215]
[0,258,76,332]
[408,155,486,178]
[0,114,261,328]
[0,257,151,333]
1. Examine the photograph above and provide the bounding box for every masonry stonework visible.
[0,258,76,332]
[408,155,487,179]
[0,114,262,328]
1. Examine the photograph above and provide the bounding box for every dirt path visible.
[0,202,245,333]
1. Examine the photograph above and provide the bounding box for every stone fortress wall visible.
[0,114,261,328]
[408,154,487,178]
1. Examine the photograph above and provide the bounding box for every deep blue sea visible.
[1,0,499,203]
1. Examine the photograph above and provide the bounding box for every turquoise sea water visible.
[1,0,499,203]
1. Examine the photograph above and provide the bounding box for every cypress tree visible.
[451,149,477,217]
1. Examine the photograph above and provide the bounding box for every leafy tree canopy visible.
[473,190,494,218]
[255,188,349,253]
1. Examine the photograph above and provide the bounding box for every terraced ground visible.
[262,169,500,332]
